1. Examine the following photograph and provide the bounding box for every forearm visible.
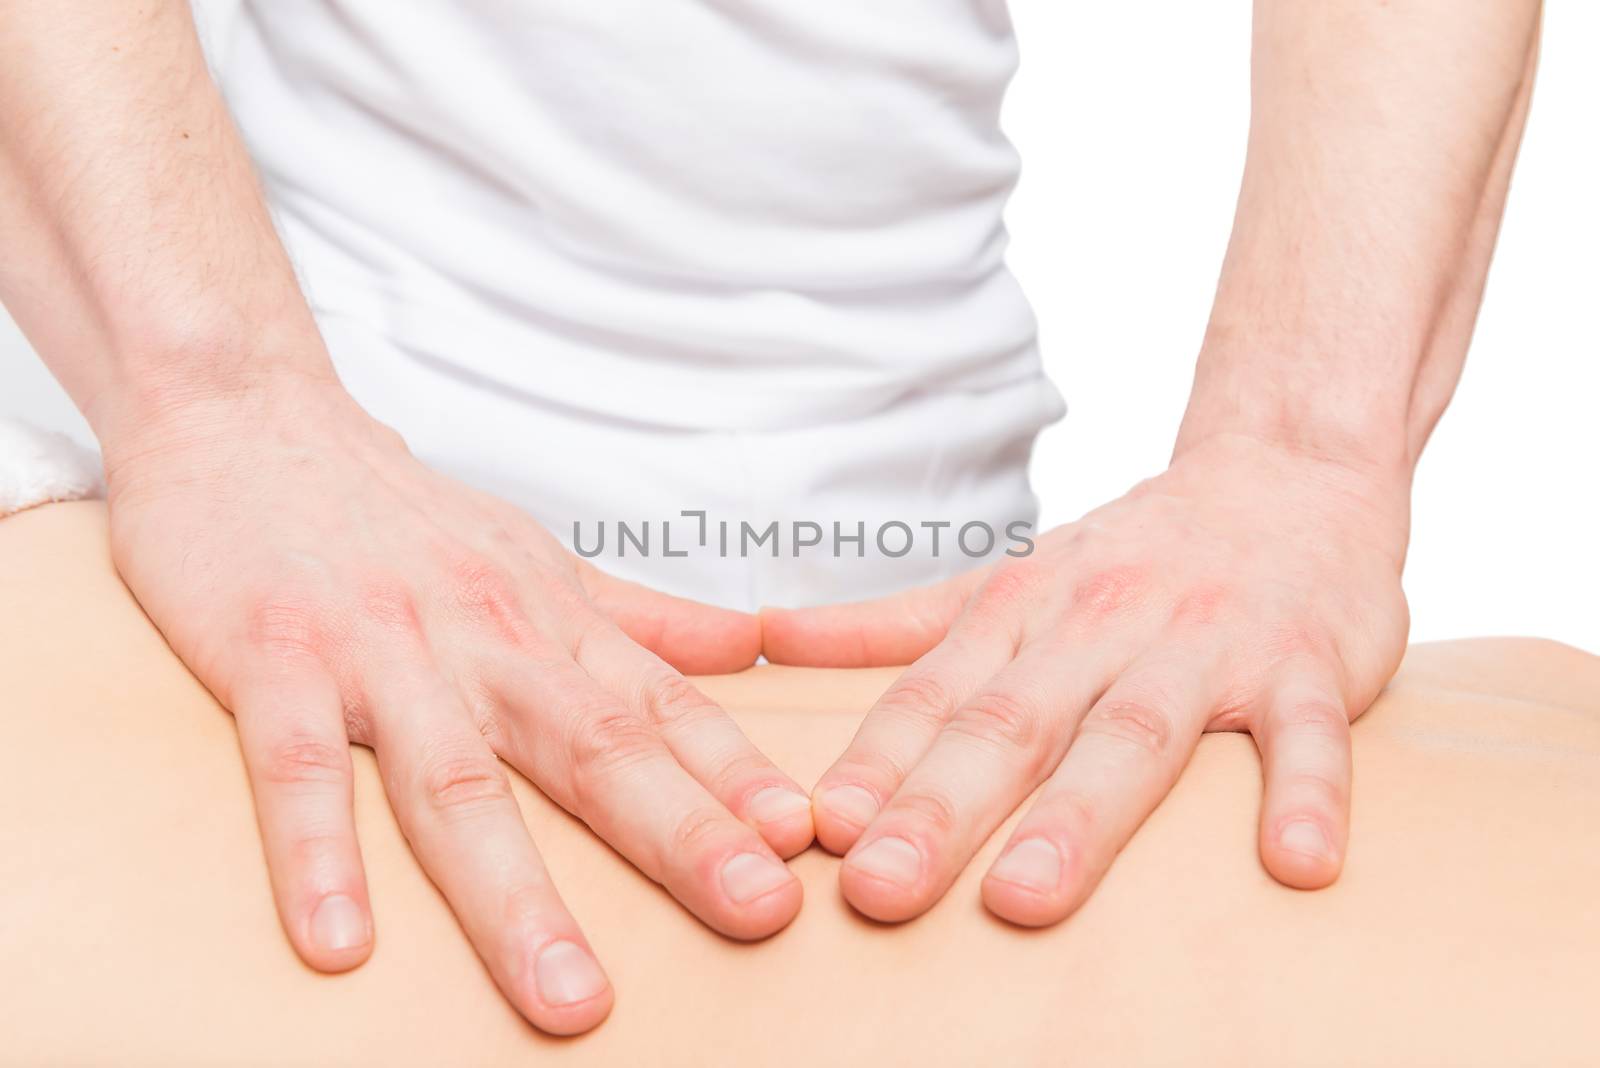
[1176,0,1542,478]
[0,0,335,454]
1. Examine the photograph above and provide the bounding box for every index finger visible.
[566,618,816,858]
[982,646,1218,927]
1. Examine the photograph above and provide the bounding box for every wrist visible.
[90,320,341,455]
[97,356,365,493]
[102,337,334,431]
[1174,330,1420,485]
[1168,427,1414,568]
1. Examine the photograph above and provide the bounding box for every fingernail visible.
[747,786,811,825]
[535,940,608,1007]
[720,852,795,904]
[1279,820,1333,859]
[848,836,923,888]
[309,893,370,953]
[987,838,1063,894]
[820,785,880,828]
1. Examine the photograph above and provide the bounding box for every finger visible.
[370,666,613,1036]
[577,563,760,675]
[809,617,1017,854]
[1253,659,1352,890]
[483,648,802,940]
[759,567,987,667]
[981,648,1215,927]
[232,663,373,973]
[840,637,1115,922]
[564,619,814,858]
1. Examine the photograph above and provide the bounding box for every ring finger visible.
[368,657,613,1036]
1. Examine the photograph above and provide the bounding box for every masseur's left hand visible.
[763,432,1410,923]
[762,0,1541,925]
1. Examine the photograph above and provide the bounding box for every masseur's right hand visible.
[101,376,811,1034]
[1,0,807,1034]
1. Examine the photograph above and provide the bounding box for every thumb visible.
[759,568,985,668]
[577,565,761,676]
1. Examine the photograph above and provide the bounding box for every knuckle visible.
[1082,697,1175,757]
[704,749,778,801]
[566,709,661,778]
[357,579,424,640]
[1170,584,1230,627]
[876,673,957,730]
[450,558,516,604]
[246,599,328,665]
[501,881,557,930]
[969,560,1048,618]
[1281,770,1349,811]
[260,737,350,788]
[285,830,350,870]
[415,747,513,815]
[640,672,712,728]
[450,558,537,648]
[1070,565,1150,621]
[950,689,1047,754]
[829,748,912,794]
[1043,788,1099,839]
[669,806,735,858]
[891,788,961,838]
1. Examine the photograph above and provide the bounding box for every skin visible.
[4,504,1600,1064]
[769,436,1409,923]
[0,1,814,1035]
[0,0,1548,1034]
[763,0,1544,925]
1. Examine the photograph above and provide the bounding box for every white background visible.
[3,1,1596,651]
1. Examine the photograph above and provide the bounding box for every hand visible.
[103,378,813,1034]
[762,433,1409,924]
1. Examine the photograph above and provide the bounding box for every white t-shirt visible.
[223,0,1064,607]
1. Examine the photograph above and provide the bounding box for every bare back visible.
[2,502,1597,1066]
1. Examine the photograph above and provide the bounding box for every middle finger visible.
[483,647,803,941]
[839,634,1123,922]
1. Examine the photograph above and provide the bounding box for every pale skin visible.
[0,0,816,1037]
[5,506,1600,1065]
[0,0,1542,1038]
[765,0,1542,923]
